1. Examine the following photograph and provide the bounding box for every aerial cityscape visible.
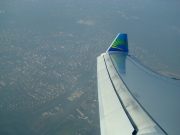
[0,27,111,134]
[0,0,180,135]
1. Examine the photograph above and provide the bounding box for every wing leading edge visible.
[97,34,180,135]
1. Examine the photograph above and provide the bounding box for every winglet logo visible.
[107,33,128,52]
[111,38,127,50]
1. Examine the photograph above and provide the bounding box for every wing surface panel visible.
[110,53,180,135]
[104,53,166,135]
[97,55,134,135]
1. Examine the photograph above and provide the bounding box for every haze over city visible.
[0,0,179,134]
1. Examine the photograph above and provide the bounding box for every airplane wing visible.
[97,34,180,135]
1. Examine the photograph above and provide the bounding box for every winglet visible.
[107,33,128,53]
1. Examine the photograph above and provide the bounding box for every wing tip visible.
[107,33,128,53]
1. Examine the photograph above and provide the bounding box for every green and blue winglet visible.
[107,33,128,53]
